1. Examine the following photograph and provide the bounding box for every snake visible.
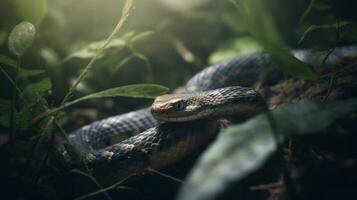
[65,46,357,182]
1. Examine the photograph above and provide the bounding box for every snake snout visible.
[150,102,174,121]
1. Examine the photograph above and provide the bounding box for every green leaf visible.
[58,84,168,111]
[18,68,45,78]
[23,78,52,94]
[13,0,47,26]
[0,99,11,127]
[231,0,318,80]
[0,95,48,130]
[270,50,319,80]
[80,84,168,99]
[8,21,36,57]
[65,31,152,61]
[209,37,263,64]
[16,94,48,131]
[65,38,126,60]
[0,54,17,67]
[177,98,357,200]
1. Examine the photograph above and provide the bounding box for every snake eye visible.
[174,101,186,111]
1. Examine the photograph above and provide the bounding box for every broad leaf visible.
[0,54,17,68]
[177,99,357,200]
[8,21,36,57]
[57,84,169,111]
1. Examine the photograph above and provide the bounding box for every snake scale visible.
[65,46,357,182]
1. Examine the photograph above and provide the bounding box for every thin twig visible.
[74,174,133,200]
[321,18,340,67]
[323,73,335,101]
[148,168,184,183]
[249,180,283,190]
[0,65,22,93]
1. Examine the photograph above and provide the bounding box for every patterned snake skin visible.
[66,46,357,180]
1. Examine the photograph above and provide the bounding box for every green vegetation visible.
[0,0,356,199]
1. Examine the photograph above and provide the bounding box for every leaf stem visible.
[61,0,134,105]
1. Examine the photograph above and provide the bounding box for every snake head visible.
[151,87,266,123]
[151,94,210,122]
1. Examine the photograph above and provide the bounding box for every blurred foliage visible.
[209,36,263,64]
[13,0,48,27]
[0,0,356,199]
[178,99,357,200]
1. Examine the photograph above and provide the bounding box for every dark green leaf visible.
[270,50,319,80]
[0,54,17,67]
[8,21,36,57]
[23,78,52,94]
[18,68,45,78]
[178,99,357,200]
[16,93,48,131]
[0,95,48,130]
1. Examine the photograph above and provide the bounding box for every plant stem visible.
[0,65,22,93]
[9,59,21,142]
[61,0,134,105]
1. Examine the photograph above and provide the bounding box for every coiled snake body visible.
[66,46,357,181]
